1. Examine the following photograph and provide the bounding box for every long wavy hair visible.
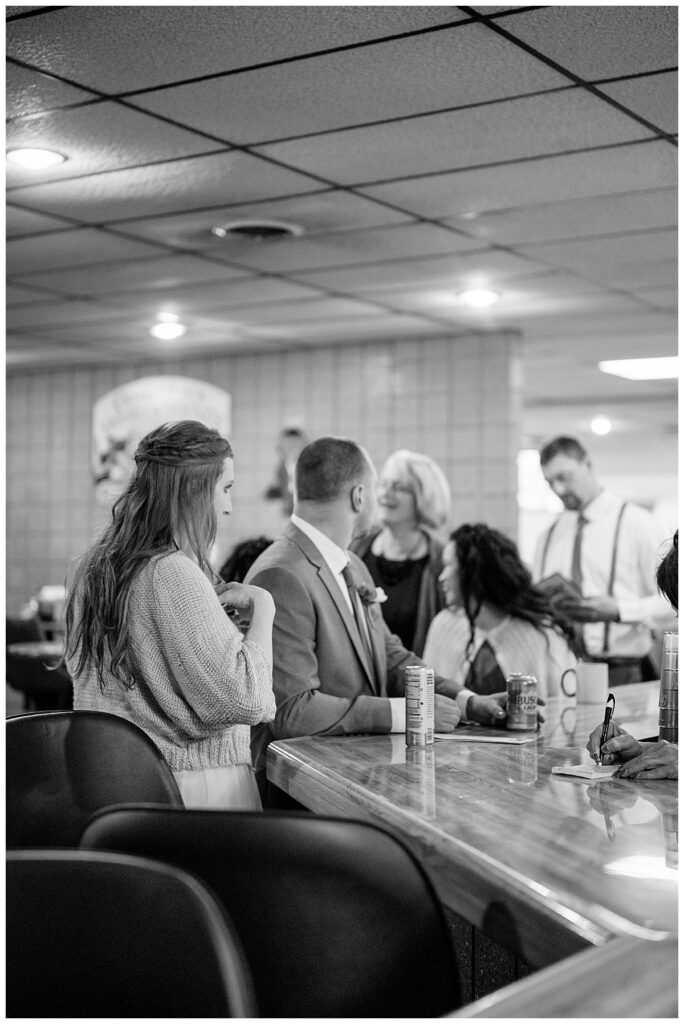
[452,522,571,660]
[65,420,232,692]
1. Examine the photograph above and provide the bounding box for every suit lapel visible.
[284,523,379,691]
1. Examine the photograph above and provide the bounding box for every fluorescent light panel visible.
[599,357,678,380]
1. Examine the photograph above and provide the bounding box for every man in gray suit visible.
[246,436,506,804]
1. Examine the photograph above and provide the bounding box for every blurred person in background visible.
[534,435,671,686]
[219,536,274,584]
[264,426,308,517]
[587,531,678,779]
[64,420,276,810]
[424,522,576,701]
[352,449,451,656]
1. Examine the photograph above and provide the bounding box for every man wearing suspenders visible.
[533,436,672,686]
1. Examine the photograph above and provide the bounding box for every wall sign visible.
[92,375,231,505]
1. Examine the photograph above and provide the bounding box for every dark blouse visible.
[364,551,429,651]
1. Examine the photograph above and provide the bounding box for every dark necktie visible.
[341,563,375,673]
[571,514,587,591]
[464,639,506,695]
[569,513,588,657]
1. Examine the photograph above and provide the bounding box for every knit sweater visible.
[423,609,576,701]
[70,551,276,771]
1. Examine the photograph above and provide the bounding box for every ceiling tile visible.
[598,72,678,135]
[6,61,95,119]
[503,7,678,80]
[257,90,655,186]
[221,297,386,327]
[517,228,677,271]
[6,101,215,188]
[204,223,482,275]
[11,253,248,297]
[6,203,79,237]
[7,228,168,275]
[7,298,141,330]
[116,189,412,248]
[6,151,321,223]
[134,23,568,144]
[293,249,554,294]
[450,188,678,246]
[102,278,322,315]
[6,6,465,94]
[587,258,678,290]
[359,141,677,218]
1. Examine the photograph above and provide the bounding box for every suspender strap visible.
[539,519,559,579]
[603,502,628,652]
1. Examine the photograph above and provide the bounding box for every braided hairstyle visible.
[65,420,232,691]
[452,522,571,659]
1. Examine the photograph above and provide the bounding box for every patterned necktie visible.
[464,640,506,695]
[341,563,375,672]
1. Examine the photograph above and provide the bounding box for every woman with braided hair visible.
[423,522,576,700]
[65,420,276,809]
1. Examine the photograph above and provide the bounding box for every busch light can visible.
[405,666,435,746]
[506,673,537,731]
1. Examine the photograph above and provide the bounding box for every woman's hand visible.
[467,692,546,728]
[586,721,643,765]
[215,581,275,615]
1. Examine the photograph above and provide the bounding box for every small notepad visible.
[551,763,617,780]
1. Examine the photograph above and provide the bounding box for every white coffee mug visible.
[560,661,609,704]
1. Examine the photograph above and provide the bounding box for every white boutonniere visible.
[358,583,388,605]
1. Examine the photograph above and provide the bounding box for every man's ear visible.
[351,483,364,512]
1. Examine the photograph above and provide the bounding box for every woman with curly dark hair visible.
[64,420,276,809]
[423,522,576,700]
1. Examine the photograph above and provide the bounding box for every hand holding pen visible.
[597,693,616,766]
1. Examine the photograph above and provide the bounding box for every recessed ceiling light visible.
[591,416,612,436]
[599,357,678,380]
[459,288,500,308]
[7,148,67,169]
[150,322,186,340]
[210,219,304,240]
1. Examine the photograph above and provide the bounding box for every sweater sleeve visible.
[143,555,275,730]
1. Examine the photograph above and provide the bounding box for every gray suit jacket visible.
[245,522,426,772]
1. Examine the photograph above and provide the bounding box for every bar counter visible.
[267,682,677,970]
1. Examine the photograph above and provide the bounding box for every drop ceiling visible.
[5,5,678,451]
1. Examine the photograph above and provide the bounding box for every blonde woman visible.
[352,449,451,656]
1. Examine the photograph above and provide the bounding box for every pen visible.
[597,692,616,766]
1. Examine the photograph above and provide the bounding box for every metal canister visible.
[405,665,435,746]
[506,673,537,731]
[658,632,678,745]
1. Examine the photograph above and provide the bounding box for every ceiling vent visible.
[211,219,303,241]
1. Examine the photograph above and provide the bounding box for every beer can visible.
[506,673,537,731]
[405,665,434,746]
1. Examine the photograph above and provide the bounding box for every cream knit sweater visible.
[70,551,276,771]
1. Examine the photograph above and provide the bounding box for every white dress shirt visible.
[533,490,672,659]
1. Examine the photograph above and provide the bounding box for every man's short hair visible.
[539,435,588,467]
[295,437,369,502]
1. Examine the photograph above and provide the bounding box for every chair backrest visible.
[6,711,183,849]
[7,850,257,1018]
[81,805,462,1017]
